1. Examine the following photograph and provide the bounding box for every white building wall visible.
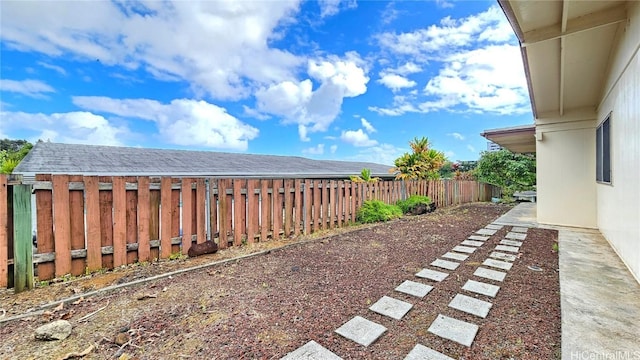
[536,118,597,228]
[597,1,640,281]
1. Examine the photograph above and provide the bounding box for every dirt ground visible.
[0,203,560,360]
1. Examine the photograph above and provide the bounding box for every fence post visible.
[13,184,33,293]
[0,176,8,288]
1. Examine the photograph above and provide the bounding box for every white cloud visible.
[340,129,378,147]
[448,132,464,140]
[361,118,376,133]
[330,144,338,153]
[37,61,67,76]
[0,1,303,100]
[255,53,369,140]
[0,79,55,98]
[395,62,422,75]
[348,143,404,166]
[467,144,476,152]
[380,2,400,25]
[72,96,258,150]
[377,73,416,92]
[0,111,127,146]
[302,143,324,155]
[318,0,357,18]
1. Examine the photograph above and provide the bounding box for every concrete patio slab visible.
[448,293,493,318]
[416,268,449,282]
[369,296,413,320]
[505,232,527,240]
[489,251,517,262]
[403,344,455,360]
[485,224,503,230]
[473,267,507,282]
[462,279,500,297]
[442,252,468,261]
[281,340,343,360]
[461,240,484,247]
[395,280,433,298]
[431,259,459,270]
[452,245,476,254]
[428,314,478,347]
[492,202,538,227]
[335,316,386,347]
[482,258,513,271]
[511,226,529,233]
[475,228,497,236]
[468,235,490,241]
[500,239,523,247]
[495,245,519,253]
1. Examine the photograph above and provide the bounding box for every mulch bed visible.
[0,203,560,359]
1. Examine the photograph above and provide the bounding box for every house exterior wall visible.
[596,1,640,280]
[536,118,597,228]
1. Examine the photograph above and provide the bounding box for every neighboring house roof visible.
[14,142,394,178]
[498,0,627,118]
[481,124,536,153]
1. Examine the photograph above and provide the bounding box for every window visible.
[596,114,611,183]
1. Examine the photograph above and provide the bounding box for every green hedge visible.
[357,200,403,223]
[396,195,432,214]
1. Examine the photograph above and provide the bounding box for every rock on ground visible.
[34,320,72,341]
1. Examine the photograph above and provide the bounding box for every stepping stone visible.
[473,267,507,282]
[335,316,386,347]
[475,228,497,236]
[485,224,503,230]
[461,240,484,247]
[489,251,517,262]
[448,293,493,318]
[281,340,343,360]
[500,239,523,247]
[482,258,513,271]
[452,245,476,254]
[416,268,449,282]
[468,235,490,241]
[395,280,433,298]
[495,245,519,253]
[369,296,413,320]
[511,226,529,233]
[427,314,479,347]
[505,232,527,240]
[442,252,468,261]
[404,344,455,360]
[462,279,500,297]
[431,259,459,270]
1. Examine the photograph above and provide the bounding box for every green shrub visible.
[396,195,432,214]
[357,200,402,223]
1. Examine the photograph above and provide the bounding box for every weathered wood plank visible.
[233,178,245,246]
[171,179,181,254]
[293,179,302,236]
[313,180,320,232]
[137,177,151,263]
[181,178,193,255]
[84,176,102,271]
[149,181,160,262]
[336,180,343,227]
[0,175,8,288]
[260,180,270,242]
[69,175,86,275]
[99,177,114,269]
[196,178,206,244]
[35,174,55,280]
[217,179,229,249]
[12,184,33,292]
[160,177,173,259]
[284,179,293,237]
[272,179,283,240]
[112,176,127,267]
[125,176,138,265]
[52,175,72,277]
[208,178,218,244]
[321,180,328,230]
[246,179,259,244]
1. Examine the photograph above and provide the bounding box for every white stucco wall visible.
[596,1,640,281]
[536,118,597,228]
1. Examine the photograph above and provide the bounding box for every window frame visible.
[596,113,611,184]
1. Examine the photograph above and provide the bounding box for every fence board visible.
[112,177,127,267]
[36,174,55,280]
[321,180,329,230]
[171,179,181,254]
[137,177,150,263]
[69,175,86,275]
[181,178,193,254]
[272,179,283,240]
[196,179,206,244]
[208,178,218,243]
[0,175,7,287]
[260,180,269,242]
[233,178,245,246]
[160,177,172,259]
[284,179,293,237]
[336,181,343,227]
[304,180,312,235]
[246,179,259,243]
[329,180,336,229]
[294,179,302,236]
[125,177,138,265]
[350,182,357,223]
[52,175,72,277]
[149,181,160,261]
[12,184,33,293]
[218,179,229,249]
[99,177,114,269]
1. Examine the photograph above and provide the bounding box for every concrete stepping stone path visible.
[335,316,387,347]
[461,240,484,247]
[473,267,507,282]
[404,344,455,360]
[463,279,500,297]
[500,239,523,247]
[428,314,479,347]
[452,245,477,254]
[475,228,497,236]
[369,296,413,320]
[431,259,460,270]
[468,235,490,241]
[482,258,513,271]
[281,340,343,360]
[442,252,468,261]
[448,293,493,318]
[495,245,519,253]
[395,280,433,298]
[416,268,449,282]
[511,226,529,233]
[505,232,527,240]
[485,224,503,230]
[489,251,517,262]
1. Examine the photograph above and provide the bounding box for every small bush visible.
[396,195,432,214]
[357,200,402,223]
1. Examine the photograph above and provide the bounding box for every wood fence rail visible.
[0,174,499,292]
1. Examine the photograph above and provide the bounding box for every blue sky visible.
[0,0,533,165]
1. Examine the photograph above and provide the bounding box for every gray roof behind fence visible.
[14,142,395,178]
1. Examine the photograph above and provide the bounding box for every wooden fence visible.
[0,174,499,291]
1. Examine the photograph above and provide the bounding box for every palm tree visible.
[392,137,446,180]
[350,168,380,183]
